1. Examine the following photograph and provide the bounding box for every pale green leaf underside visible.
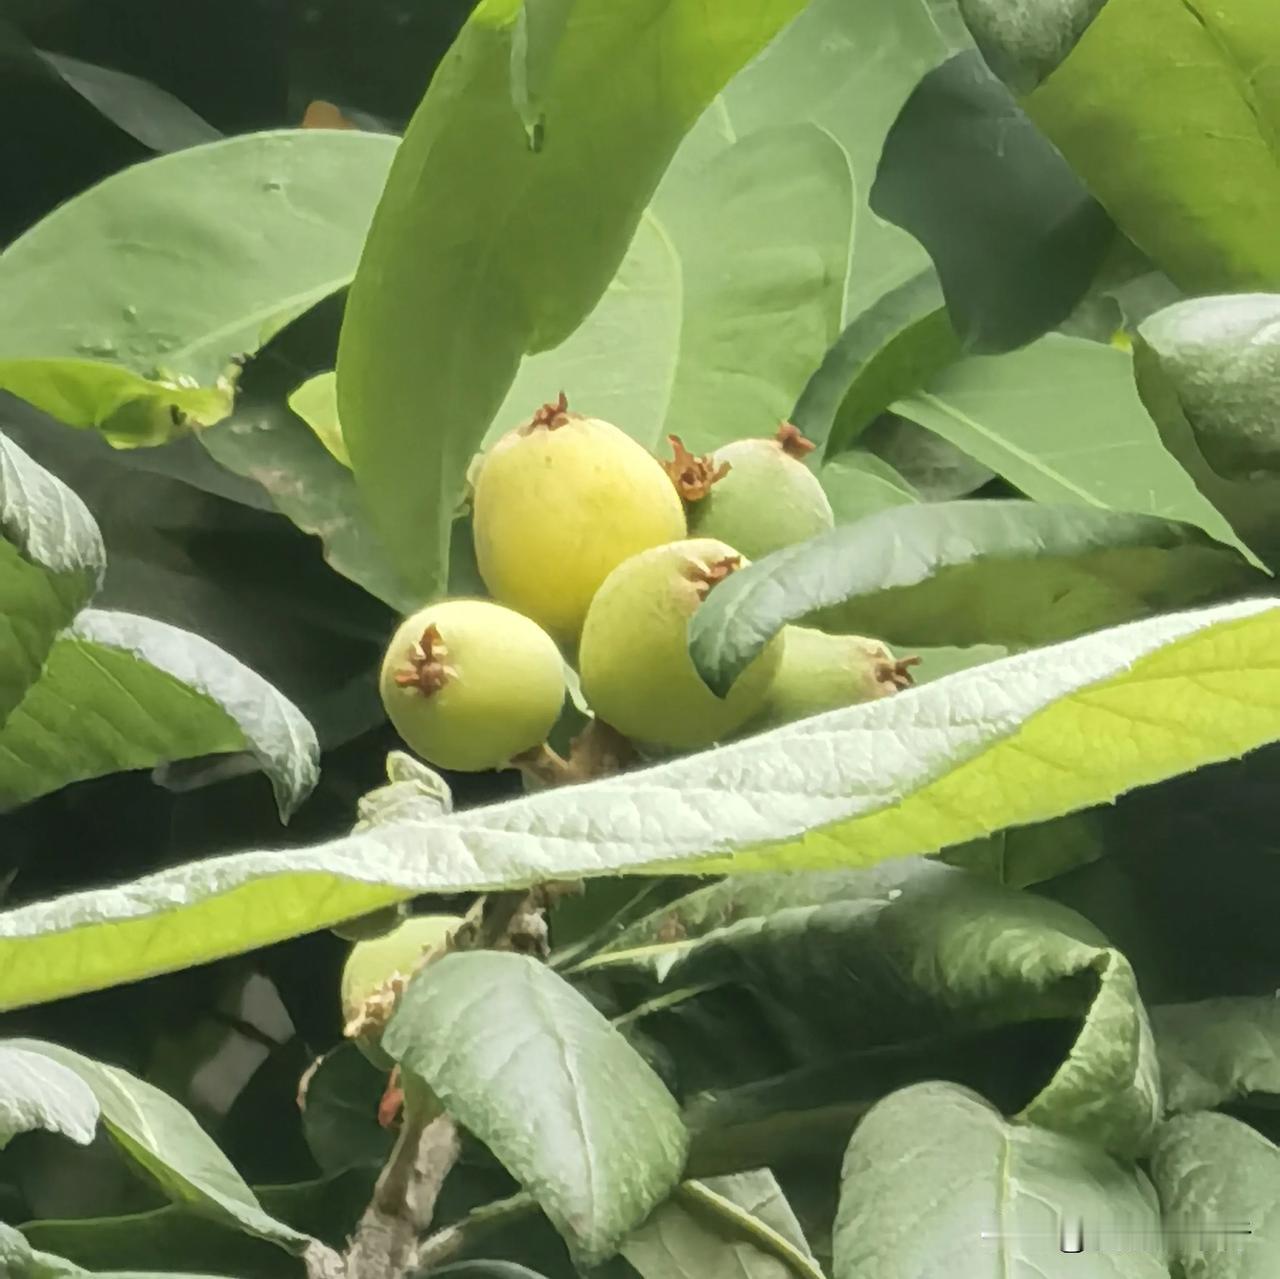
[894,334,1259,564]
[1152,997,1280,1114]
[0,1045,98,1149]
[0,610,318,820]
[384,951,688,1266]
[0,598,1278,1011]
[834,1083,1165,1278]
[0,431,104,724]
[5,1039,309,1252]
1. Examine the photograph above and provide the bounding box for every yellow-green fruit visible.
[379,599,565,772]
[578,538,784,751]
[341,915,462,1067]
[760,626,918,728]
[473,395,687,642]
[688,431,833,559]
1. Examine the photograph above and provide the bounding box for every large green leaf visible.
[5,1040,312,1253]
[1149,1113,1278,1278]
[383,951,688,1265]
[816,452,919,525]
[0,597,1278,1010]
[336,0,813,599]
[871,50,1112,352]
[894,333,1259,562]
[0,431,104,723]
[0,610,318,820]
[833,1083,1166,1279]
[1135,295,1280,481]
[688,500,1259,691]
[621,1172,821,1279]
[595,859,1161,1154]
[1024,0,1280,295]
[490,122,851,456]
[1152,998,1280,1115]
[0,1044,98,1149]
[798,270,957,457]
[0,131,397,441]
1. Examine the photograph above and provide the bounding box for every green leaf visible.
[1024,0,1280,295]
[833,1082,1165,1279]
[287,371,349,468]
[0,130,397,441]
[1,598,1279,1011]
[491,119,852,458]
[0,431,104,724]
[957,0,1105,94]
[621,1172,821,1279]
[300,1043,394,1173]
[817,452,919,525]
[0,1044,98,1149]
[1149,1113,1278,1278]
[337,0,813,599]
[0,609,318,820]
[600,859,1161,1154]
[1135,295,1280,480]
[688,500,1259,691]
[1152,998,1280,1115]
[939,811,1105,890]
[871,50,1112,352]
[382,951,688,1265]
[5,1039,312,1253]
[798,270,958,457]
[893,333,1260,563]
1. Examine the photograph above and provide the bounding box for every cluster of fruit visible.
[378,394,916,776]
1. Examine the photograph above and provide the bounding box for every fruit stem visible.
[878,654,922,692]
[687,554,743,601]
[513,719,637,788]
[393,624,456,697]
[526,389,573,430]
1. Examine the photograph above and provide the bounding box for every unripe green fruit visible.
[341,915,462,1067]
[578,538,784,751]
[473,394,687,642]
[379,599,565,772]
[760,626,919,728]
[681,424,833,559]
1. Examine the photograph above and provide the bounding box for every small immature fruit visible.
[379,599,565,772]
[341,914,462,1066]
[675,423,834,560]
[473,394,687,642]
[760,626,919,728]
[578,538,784,751]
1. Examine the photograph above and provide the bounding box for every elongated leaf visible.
[490,120,851,457]
[871,50,1112,352]
[1135,295,1280,480]
[1149,1113,1278,1278]
[1,598,1279,1011]
[0,1044,98,1149]
[688,500,1259,691]
[0,131,397,440]
[894,334,1259,562]
[622,1172,820,1279]
[337,0,813,598]
[833,1083,1166,1279]
[1025,0,1280,295]
[0,431,104,723]
[600,859,1160,1153]
[6,1039,311,1252]
[1153,998,1280,1115]
[798,270,957,457]
[817,453,919,524]
[0,610,318,820]
[287,372,349,468]
[383,951,688,1265]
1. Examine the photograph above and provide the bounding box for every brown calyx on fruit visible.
[776,421,817,460]
[687,554,743,602]
[662,434,730,502]
[392,624,456,697]
[876,655,922,694]
[524,390,574,432]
